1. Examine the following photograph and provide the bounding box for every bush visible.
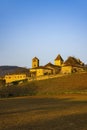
[0,82,38,98]
[0,79,5,87]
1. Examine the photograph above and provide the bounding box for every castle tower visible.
[54,54,64,66]
[32,57,39,68]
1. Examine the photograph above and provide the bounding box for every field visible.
[0,73,87,130]
[34,72,87,95]
[0,95,87,130]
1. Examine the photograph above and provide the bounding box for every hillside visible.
[0,72,87,98]
[30,72,87,95]
[0,66,30,77]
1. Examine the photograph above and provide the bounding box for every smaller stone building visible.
[44,62,61,74]
[61,56,84,74]
[4,74,27,84]
[30,66,52,77]
[61,65,73,74]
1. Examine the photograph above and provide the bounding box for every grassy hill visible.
[0,66,30,77]
[0,72,87,98]
[32,72,87,95]
[0,73,87,130]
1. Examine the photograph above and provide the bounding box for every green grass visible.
[0,95,87,130]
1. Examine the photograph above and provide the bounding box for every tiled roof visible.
[32,57,39,60]
[55,54,64,61]
[31,66,52,70]
[44,62,61,68]
[64,56,84,67]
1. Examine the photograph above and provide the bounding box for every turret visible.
[54,54,64,66]
[32,57,39,68]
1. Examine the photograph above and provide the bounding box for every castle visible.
[1,54,85,84]
[30,54,84,77]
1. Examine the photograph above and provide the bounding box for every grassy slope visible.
[0,72,87,98]
[32,72,87,95]
[0,73,87,130]
[0,95,87,130]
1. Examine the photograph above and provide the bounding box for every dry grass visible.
[0,95,87,130]
[0,73,87,129]
[1,72,87,97]
[34,72,87,95]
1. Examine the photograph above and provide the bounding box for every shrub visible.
[0,82,38,98]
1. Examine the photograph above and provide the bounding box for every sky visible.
[0,0,87,68]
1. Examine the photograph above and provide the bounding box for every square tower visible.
[32,57,39,68]
[54,54,64,66]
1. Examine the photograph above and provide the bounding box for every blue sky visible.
[0,0,87,67]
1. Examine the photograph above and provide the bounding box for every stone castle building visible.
[0,54,85,84]
[30,54,63,77]
[30,54,85,77]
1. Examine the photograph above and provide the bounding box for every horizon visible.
[0,54,86,69]
[0,0,87,67]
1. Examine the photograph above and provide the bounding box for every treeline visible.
[0,66,30,77]
[0,79,5,87]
